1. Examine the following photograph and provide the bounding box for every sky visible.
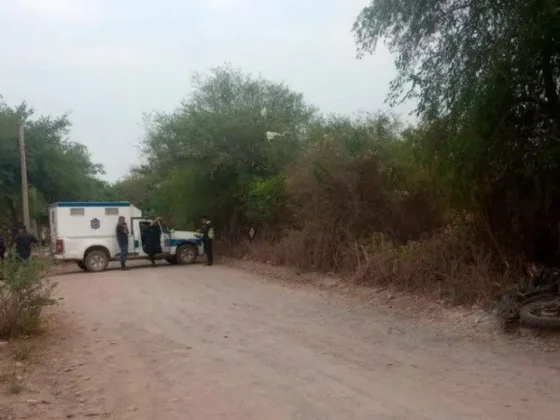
[1,0,412,181]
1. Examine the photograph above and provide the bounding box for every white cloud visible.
[12,0,104,23]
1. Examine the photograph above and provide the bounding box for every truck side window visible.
[105,208,119,215]
[70,208,85,216]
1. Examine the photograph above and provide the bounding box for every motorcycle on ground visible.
[496,264,560,329]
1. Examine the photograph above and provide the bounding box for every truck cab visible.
[131,217,203,266]
[49,201,204,272]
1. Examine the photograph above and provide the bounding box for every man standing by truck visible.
[200,216,214,266]
[116,216,129,270]
[145,217,162,266]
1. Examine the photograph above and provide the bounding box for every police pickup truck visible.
[49,201,204,272]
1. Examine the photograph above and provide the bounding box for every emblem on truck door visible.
[90,218,100,230]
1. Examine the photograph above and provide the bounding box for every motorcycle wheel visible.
[519,297,560,329]
[495,292,522,325]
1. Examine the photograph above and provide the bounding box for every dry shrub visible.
[239,222,517,306]
[279,121,447,271]
[353,225,515,305]
[0,257,57,338]
[232,223,357,272]
[225,117,520,306]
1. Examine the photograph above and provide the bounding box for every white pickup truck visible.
[49,201,204,272]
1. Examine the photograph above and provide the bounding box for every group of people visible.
[115,216,214,270]
[0,225,39,262]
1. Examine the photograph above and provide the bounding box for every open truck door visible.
[132,218,153,256]
[157,219,172,255]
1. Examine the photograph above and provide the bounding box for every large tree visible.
[140,66,317,233]
[354,1,560,261]
[0,99,104,235]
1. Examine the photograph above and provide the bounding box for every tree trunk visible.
[541,42,559,118]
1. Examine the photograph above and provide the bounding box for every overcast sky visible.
[1,0,412,181]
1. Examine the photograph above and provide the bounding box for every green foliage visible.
[354,0,560,261]
[0,98,105,231]
[124,66,447,260]
[0,256,56,338]
[246,175,287,227]
[136,65,317,233]
[353,0,559,119]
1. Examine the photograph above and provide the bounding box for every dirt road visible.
[6,262,560,419]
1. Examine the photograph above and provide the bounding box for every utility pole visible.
[19,124,31,231]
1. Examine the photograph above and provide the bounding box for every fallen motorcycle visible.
[496,266,560,329]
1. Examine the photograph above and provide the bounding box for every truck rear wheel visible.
[84,250,109,272]
[176,244,197,265]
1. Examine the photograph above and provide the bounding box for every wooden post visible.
[19,124,31,231]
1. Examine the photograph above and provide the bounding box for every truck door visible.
[158,220,172,254]
[132,218,151,255]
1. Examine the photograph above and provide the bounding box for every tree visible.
[0,99,104,235]
[354,1,560,261]
[140,66,317,233]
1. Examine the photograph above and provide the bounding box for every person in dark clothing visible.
[14,226,38,261]
[145,218,162,266]
[0,230,6,261]
[200,216,214,266]
[116,216,129,270]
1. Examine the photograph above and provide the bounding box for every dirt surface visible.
[2,261,560,419]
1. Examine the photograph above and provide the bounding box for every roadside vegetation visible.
[0,99,111,241]
[0,256,55,398]
[0,257,56,339]
[0,99,95,341]
[1,1,559,308]
[112,1,559,306]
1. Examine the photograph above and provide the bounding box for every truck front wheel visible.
[176,244,197,265]
[84,250,109,272]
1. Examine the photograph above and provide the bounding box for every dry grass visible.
[225,223,518,307]
[352,229,515,306]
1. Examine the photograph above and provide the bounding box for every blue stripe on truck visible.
[170,238,203,247]
[53,201,131,207]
